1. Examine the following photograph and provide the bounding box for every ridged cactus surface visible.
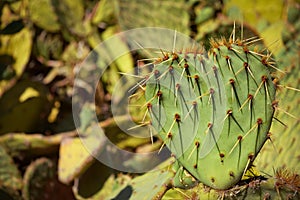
[144,38,276,189]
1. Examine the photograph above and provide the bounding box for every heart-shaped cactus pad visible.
[142,38,276,189]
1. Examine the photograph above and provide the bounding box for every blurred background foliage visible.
[0,0,299,199]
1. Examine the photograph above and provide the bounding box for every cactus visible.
[0,131,76,158]
[254,1,300,176]
[0,80,52,134]
[0,145,22,191]
[28,0,60,32]
[163,168,300,200]
[92,159,300,199]
[22,158,55,200]
[0,7,32,96]
[141,35,276,190]
[117,0,190,35]
[0,185,22,200]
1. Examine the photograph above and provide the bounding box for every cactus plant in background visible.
[0,145,22,194]
[254,1,300,177]
[22,158,55,200]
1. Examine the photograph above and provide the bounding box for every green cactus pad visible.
[0,145,22,191]
[22,158,55,200]
[143,38,276,189]
[0,131,76,158]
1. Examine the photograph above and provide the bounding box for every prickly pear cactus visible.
[22,158,55,200]
[143,37,276,189]
[0,145,22,191]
